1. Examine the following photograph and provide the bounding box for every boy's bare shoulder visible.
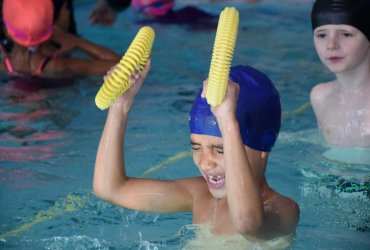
[310,81,335,102]
[268,193,299,213]
[310,80,337,113]
[263,192,300,236]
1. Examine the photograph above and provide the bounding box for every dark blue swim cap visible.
[189,65,281,152]
[311,0,370,41]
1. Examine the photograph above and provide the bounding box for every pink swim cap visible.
[2,0,54,47]
[131,0,174,17]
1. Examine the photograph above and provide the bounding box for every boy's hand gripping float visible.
[206,7,239,107]
[95,26,155,110]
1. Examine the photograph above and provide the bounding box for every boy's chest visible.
[192,197,237,235]
[319,94,370,146]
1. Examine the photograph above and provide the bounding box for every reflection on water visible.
[0,79,77,162]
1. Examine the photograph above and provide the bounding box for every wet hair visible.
[311,0,370,41]
[189,65,281,152]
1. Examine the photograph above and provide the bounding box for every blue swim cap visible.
[189,65,281,152]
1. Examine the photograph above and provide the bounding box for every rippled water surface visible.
[0,1,369,249]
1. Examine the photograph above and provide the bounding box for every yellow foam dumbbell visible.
[95,26,155,110]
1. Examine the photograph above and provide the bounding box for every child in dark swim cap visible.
[310,0,370,147]
[93,61,299,241]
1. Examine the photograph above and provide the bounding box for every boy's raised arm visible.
[206,80,264,237]
[93,62,150,205]
[93,60,193,213]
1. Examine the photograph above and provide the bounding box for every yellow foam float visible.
[206,7,239,107]
[95,26,155,110]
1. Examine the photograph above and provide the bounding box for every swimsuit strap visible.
[32,56,51,76]
[0,44,14,73]
[4,57,14,73]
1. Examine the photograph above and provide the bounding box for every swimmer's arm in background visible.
[45,27,120,75]
[93,60,193,213]
[51,28,120,60]
[89,0,130,26]
[89,0,117,26]
[48,57,119,76]
[205,80,264,237]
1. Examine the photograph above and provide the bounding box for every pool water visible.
[1,1,369,249]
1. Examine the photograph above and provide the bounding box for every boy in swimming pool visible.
[0,0,120,77]
[309,0,370,147]
[93,60,300,240]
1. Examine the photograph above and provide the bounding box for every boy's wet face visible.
[190,133,267,199]
[190,134,226,198]
[313,24,370,73]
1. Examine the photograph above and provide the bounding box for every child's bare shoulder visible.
[266,192,299,212]
[310,80,336,106]
[264,192,300,234]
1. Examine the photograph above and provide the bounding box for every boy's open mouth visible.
[206,175,225,188]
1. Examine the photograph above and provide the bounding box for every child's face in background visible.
[313,24,370,74]
[190,133,266,199]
